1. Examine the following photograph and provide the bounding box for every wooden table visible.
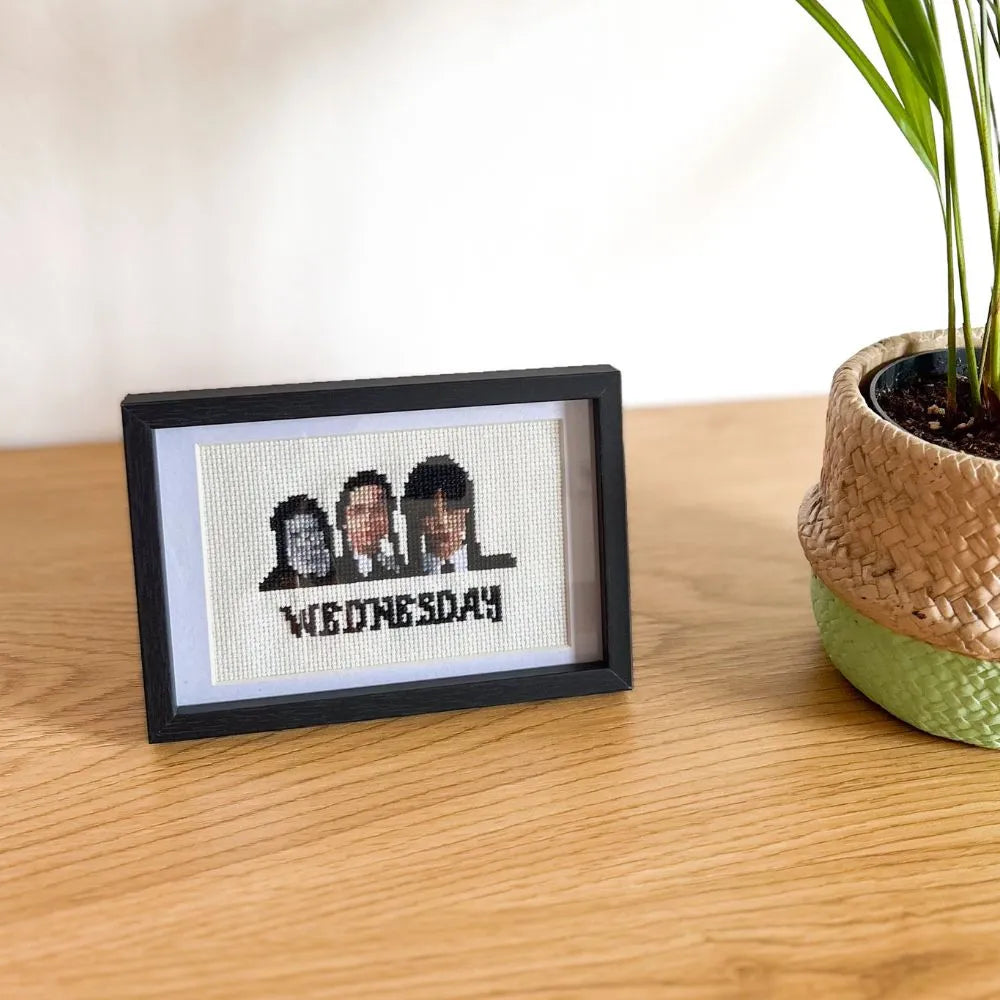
[5,399,1000,999]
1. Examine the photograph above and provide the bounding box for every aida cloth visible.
[196,419,569,684]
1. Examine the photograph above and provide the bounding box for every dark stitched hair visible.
[402,456,473,510]
[401,456,480,566]
[268,495,334,566]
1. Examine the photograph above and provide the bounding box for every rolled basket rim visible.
[835,327,1000,474]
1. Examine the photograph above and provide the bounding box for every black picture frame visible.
[122,366,631,743]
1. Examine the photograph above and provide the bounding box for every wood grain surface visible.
[4,399,999,1000]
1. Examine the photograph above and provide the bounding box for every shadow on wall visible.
[0,0,418,445]
[1,2,888,446]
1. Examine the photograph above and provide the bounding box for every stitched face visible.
[419,490,468,559]
[344,484,390,557]
[284,513,331,576]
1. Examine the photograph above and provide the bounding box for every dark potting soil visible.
[875,373,1000,460]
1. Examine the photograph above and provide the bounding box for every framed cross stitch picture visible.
[122,366,631,742]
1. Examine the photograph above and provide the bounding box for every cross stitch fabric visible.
[196,419,568,684]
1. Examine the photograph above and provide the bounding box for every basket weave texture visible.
[798,328,1000,661]
[811,576,1000,747]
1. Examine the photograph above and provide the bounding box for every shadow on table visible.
[626,500,940,747]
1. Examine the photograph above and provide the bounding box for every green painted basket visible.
[811,576,1000,747]
[799,329,1000,749]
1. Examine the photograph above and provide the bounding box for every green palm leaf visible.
[865,0,940,173]
[795,0,939,179]
[883,0,947,103]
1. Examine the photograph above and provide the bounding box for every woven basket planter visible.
[798,328,1000,748]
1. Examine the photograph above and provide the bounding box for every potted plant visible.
[796,0,1000,747]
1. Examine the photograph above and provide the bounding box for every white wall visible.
[1,1,993,446]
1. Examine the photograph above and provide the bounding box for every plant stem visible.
[975,0,1000,399]
[980,0,1000,396]
[930,0,966,410]
[944,167,959,413]
[957,0,999,258]
[948,136,984,409]
[981,1,1000,398]
[933,1,983,408]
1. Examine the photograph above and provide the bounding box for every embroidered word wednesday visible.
[278,585,503,639]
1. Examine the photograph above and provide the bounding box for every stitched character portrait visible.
[401,455,516,575]
[196,416,572,687]
[259,495,338,591]
[333,470,406,583]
